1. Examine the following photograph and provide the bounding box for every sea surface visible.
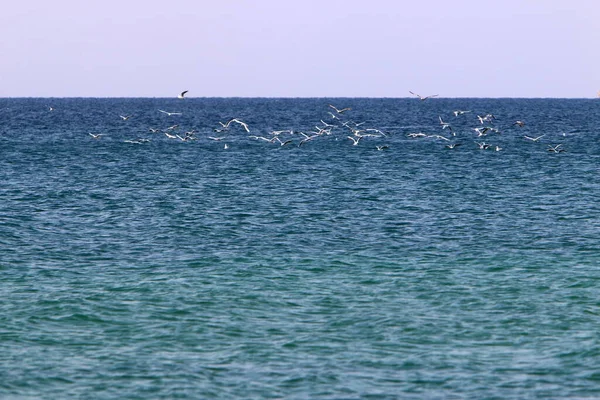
[1,97,599,399]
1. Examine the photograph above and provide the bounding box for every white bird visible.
[473,127,489,137]
[376,145,389,151]
[298,133,319,146]
[347,136,362,145]
[148,128,161,133]
[227,118,250,132]
[548,144,565,153]
[329,104,351,114]
[158,110,182,116]
[272,137,293,146]
[524,135,545,142]
[438,116,452,131]
[178,90,188,99]
[249,135,273,142]
[430,134,451,141]
[320,120,337,128]
[119,115,132,120]
[365,128,387,136]
[475,142,491,150]
[495,145,502,151]
[445,143,461,149]
[89,133,103,139]
[477,114,496,124]
[453,110,470,116]
[164,132,178,139]
[409,91,438,101]
[514,120,526,127]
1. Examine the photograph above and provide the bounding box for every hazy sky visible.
[1,0,598,97]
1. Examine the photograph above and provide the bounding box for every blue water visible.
[1,98,599,399]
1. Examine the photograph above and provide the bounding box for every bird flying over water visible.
[548,144,565,153]
[409,91,438,101]
[329,104,351,114]
[524,135,545,142]
[158,110,182,116]
[223,118,250,132]
[178,90,188,99]
[453,110,470,116]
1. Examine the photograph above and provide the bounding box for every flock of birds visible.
[43,90,569,154]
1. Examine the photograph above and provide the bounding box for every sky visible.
[1,0,598,98]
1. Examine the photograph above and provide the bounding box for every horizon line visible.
[1,96,598,100]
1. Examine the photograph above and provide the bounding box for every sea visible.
[1,97,599,399]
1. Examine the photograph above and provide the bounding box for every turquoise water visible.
[1,98,599,399]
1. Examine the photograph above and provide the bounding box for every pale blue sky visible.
[1,0,598,97]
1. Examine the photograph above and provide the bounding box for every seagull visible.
[376,145,389,151]
[119,115,132,120]
[548,144,565,153]
[148,128,161,133]
[329,104,351,114]
[298,133,319,146]
[409,91,438,101]
[227,118,250,132]
[439,116,452,131]
[453,110,470,116]
[407,132,428,138]
[365,128,387,136]
[445,143,461,149]
[524,135,545,142]
[89,133,103,139]
[473,127,489,137]
[158,110,182,116]
[272,137,293,146]
[164,132,178,139]
[249,135,273,142]
[477,114,496,124]
[428,134,451,141]
[271,129,293,136]
[495,145,502,151]
[178,90,188,99]
[48,106,55,111]
[166,124,179,131]
[347,136,362,146]
[320,120,337,128]
[475,142,491,150]
[514,120,526,127]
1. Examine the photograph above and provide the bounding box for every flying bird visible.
[524,135,545,142]
[438,116,452,131]
[548,144,565,153]
[445,143,461,149]
[409,91,438,101]
[227,118,250,132]
[178,90,188,99]
[453,110,470,116]
[329,104,351,114]
[158,110,182,116]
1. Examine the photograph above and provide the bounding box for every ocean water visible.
[1,97,599,399]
